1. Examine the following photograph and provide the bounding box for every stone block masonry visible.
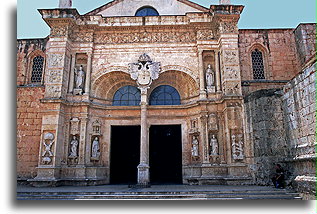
[282,61,316,199]
[244,60,316,199]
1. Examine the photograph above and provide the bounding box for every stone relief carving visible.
[41,132,55,165]
[70,32,94,42]
[231,134,244,160]
[191,136,199,158]
[51,26,69,37]
[95,31,196,44]
[129,53,160,86]
[91,137,100,160]
[70,117,80,135]
[48,54,64,68]
[45,85,61,97]
[48,70,62,83]
[224,66,239,80]
[224,50,239,64]
[197,29,214,40]
[69,135,79,158]
[208,114,218,131]
[209,135,219,155]
[92,120,102,136]
[220,22,238,34]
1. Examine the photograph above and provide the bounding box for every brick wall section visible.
[294,23,316,67]
[16,38,47,86]
[17,38,47,180]
[239,29,299,81]
[17,86,45,179]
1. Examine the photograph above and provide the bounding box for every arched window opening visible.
[135,6,159,16]
[31,56,44,83]
[113,85,141,106]
[251,49,265,80]
[149,85,181,106]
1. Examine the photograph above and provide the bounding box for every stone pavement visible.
[17,185,301,200]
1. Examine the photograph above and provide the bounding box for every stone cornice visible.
[210,5,244,15]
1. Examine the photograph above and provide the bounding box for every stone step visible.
[17,190,301,200]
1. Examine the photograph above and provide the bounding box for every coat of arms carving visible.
[129,53,161,86]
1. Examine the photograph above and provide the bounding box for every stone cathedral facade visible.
[17,0,316,198]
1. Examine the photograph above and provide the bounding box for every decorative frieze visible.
[70,31,94,42]
[95,31,197,44]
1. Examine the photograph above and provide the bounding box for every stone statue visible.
[219,0,231,4]
[191,136,199,157]
[210,134,219,155]
[59,0,72,8]
[91,137,100,159]
[205,64,215,87]
[69,135,79,158]
[74,65,85,89]
[42,132,55,164]
[231,134,244,160]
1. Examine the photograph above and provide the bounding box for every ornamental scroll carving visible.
[95,31,197,44]
[51,25,69,37]
[220,22,238,34]
[70,31,94,42]
[197,29,214,40]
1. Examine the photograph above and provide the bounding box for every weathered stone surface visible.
[17,1,315,195]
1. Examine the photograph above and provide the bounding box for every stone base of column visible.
[199,90,207,100]
[137,163,150,186]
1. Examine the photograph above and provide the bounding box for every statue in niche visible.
[74,65,85,89]
[91,137,100,159]
[69,135,79,158]
[205,64,215,88]
[231,134,244,160]
[191,136,199,157]
[210,134,219,155]
[42,132,55,164]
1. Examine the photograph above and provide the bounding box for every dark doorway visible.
[149,125,182,184]
[110,126,140,184]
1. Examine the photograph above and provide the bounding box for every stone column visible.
[198,50,207,99]
[200,114,210,164]
[84,53,92,95]
[137,87,150,185]
[68,54,76,93]
[215,51,221,92]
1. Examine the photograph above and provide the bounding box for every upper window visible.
[251,49,265,80]
[113,85,141,106]
[149,85,181,106]
[135,6,159,16]
[31,56,44,83]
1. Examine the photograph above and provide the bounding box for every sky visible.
[17,0,316,39]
